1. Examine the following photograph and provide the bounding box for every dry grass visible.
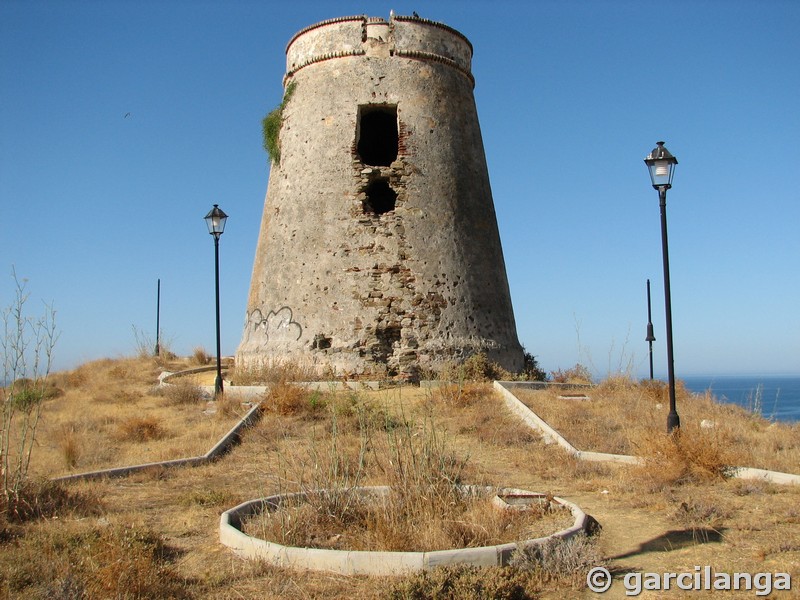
[55,423,82,468]
[515,377,800,474]
[245,394,573,553]
[214,392,247,419]
[192,346,212,365]
[0,479,102,524]
[2,358,799,599]
[25,356,239,478]
[161,379,205,405]
[262,381,327,417]
[0,518,192,599]
[246,492,573,553]
[231,357,319,385]
[116,415,169,442]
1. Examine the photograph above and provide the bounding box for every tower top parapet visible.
[284,14,474,85]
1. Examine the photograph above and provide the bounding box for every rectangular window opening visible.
[356,105,399,166]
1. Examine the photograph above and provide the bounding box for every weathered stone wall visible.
[237,14,523,378]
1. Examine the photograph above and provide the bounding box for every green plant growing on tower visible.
[262,81,297,165]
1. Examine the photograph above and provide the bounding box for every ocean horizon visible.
[679,374,800,424]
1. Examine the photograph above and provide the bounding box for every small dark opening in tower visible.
[363,179,397,215]
[372,324,401,369]
[357,105,398,166]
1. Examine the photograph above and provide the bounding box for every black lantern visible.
[645,141,678,190]
[204,204,228,238]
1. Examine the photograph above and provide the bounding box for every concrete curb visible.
[494,381,800,485]
[725,466,800,486]
[493,381,580,454]
[219,485,589,575]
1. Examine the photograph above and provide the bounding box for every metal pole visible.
[154,278,161,357]
[659,187,679,432]
[213,235,223,397]
[646,279,655,380]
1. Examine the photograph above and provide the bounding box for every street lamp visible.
[644,141,679,433]
[204,204,228,397]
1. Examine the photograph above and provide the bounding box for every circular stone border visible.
[219,485,590,575]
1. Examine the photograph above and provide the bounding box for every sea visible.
[681,375,800,424]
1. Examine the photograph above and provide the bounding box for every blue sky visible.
[1,0,798,378]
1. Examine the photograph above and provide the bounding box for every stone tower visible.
[237,14,523,378]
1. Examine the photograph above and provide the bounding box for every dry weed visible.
[162,380,204,405]
[178,488,233,508]
[248,491,572,554]
[510,533,604,586]
[671,494,730,541]
[192,346,212,365]
[629,426,742,491]
[439,352,513,383]
[232,358,317,385]
[386,565,542,599]
[434,382,492,408]
[0,479,102,523]
[55,423,82,468]
[263,382,326,416]
[215,393,244,419]
[116,416,169,442]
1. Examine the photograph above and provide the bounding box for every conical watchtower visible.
[237,14,523,378]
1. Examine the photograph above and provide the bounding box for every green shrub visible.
[521,351,547,381]
[262,80,297,165]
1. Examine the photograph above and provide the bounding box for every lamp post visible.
[204,204,228,398]
[644,141,679,433]
[645,279,655,380]
[155,278,161,357]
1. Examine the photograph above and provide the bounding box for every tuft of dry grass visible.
[232,358,318,385]
[263,382,327,417]
[549,363,593,384]
[630,425,743,490]
[116,416,169,443]
[161,380,205,405]
[55,424,82,469]
[0,479,102,524]
[178,488,233,508]
[248,486,572,554]
[215,393,244,419]
[439,352,514,383]
[433,382,493,408]
[385,564,543,600]
[509,533,604,587]
[192,346,212,365]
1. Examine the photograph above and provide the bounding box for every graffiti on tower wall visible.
[242,307,302,348]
